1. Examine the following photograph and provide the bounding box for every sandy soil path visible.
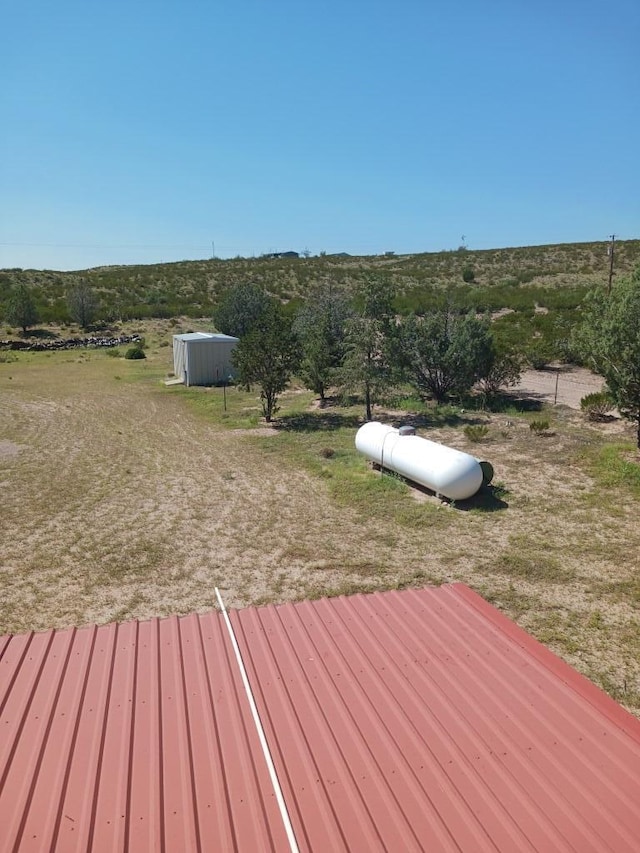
[512,365,605,409]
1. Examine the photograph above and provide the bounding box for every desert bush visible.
[124,345,146,360]
[319,447,335,458]
[477,347,523,398]
[529,419,550,435]
[213,282,270,337]
[462,266,475,283]
[526,341,555,370]
[464,424,489,442]
[580,391,615,421]
[39,300,71,325]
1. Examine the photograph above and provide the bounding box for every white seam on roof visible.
[215,588,300,853]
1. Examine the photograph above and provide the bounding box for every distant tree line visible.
[4,242,640,371]
[3,264,639,444]
[3,240,640,344]
[215,270,640,444]
[2,280,100,333]
[214,279,524,422]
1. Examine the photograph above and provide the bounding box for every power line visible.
[0,241,227,250]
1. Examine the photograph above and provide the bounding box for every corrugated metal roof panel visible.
[172,332,213,341]
[232,585,640,853]
[173,332,239,342]
[0,614,287,852]
[2,584,640,851]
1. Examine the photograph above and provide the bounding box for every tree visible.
[232,301,301,422]
[477,345,523,399]
[340,276,396,420]
[6,284,38,334]
[397,310,493,403]
[572,272,640,447]
[67,280,99,329]
[293,288,351,401]
[213,283,270,338]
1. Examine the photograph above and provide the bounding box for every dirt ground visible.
[513,365,605,409]
[1,350,639,715]
[1,356,391,627]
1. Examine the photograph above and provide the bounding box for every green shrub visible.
[462,266,475,283]
[580,391,615,421]
[464,424,489,442]
[529,419,550,435]
[526,341,555,370]
[124,346,146,360]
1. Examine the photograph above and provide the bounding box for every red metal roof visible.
[2,584,640,852]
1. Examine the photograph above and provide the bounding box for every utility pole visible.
[211,240,215,260]
[607,234,615,294]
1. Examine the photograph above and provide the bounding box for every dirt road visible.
[513,365,605,409]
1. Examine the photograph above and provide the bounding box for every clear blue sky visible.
[2,0,638,271]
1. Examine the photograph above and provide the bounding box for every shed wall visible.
[172,336,238,386]
[172,337,187,381]
[188,339,237,385]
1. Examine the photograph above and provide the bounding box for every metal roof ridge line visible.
[214,588,300,853]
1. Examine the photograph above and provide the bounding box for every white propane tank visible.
[355,421,484,501]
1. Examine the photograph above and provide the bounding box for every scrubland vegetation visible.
[2,239,639,364]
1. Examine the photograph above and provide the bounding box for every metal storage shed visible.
[172,332,239,386]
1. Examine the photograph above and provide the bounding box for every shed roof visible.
[2,584,640,851]
[173,332,239,342]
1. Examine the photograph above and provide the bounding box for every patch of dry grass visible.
[1,340,639,716]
